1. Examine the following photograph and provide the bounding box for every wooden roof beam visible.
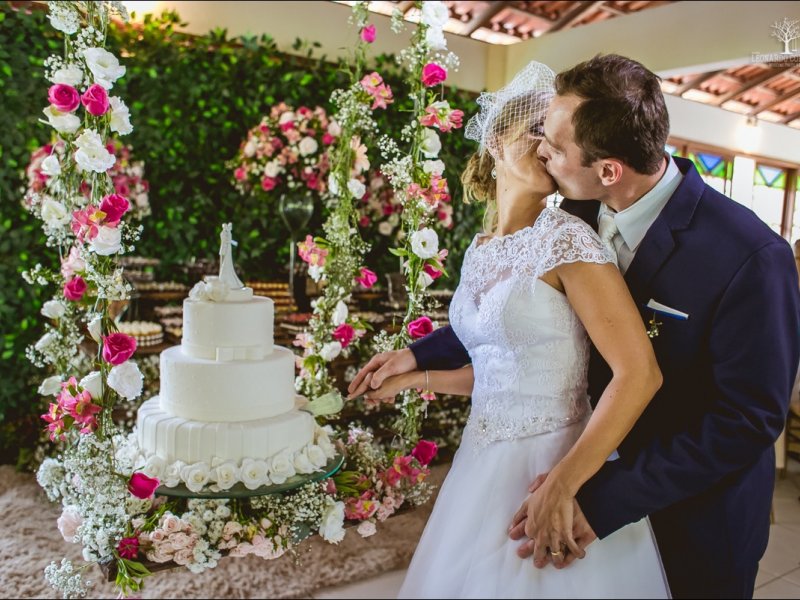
[549,1,604,33]
[674,70,725,95]
[461,1,510,36]
[714,64,795,106]
[752,88,800,117]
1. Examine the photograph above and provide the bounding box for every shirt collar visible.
[598,156,682,252]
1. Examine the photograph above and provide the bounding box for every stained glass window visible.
[752,164,787,235]
[687,152,732,195]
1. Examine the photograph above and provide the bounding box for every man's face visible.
[537,94,603,200]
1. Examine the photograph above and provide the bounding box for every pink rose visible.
[360,24,376,43]
[423,264,442,280]
[57,505,82,542]
[421,63,447,87]
[355,267,377,288]
[322,133,335,145]
[411,439,438,466]
[117,536,139,560]
[99,193,130,226]
[63,276,87,302]
[234,167,247,181]
[48,84,81,113]
[332,323,355,348]
[357,520,377,538]
[407,316,433,340]
[261,176,278,191]
[81,83,110,116]
[102,332,137,365]
[128,471,159,499]
[161,514,181,534]
[61,247,85,279]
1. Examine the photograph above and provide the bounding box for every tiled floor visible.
[313,463,800,599]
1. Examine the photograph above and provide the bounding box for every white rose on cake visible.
[269,449,297,484]
[108,361,144,400]
[293,448,315,474]
[240,458,269,490]
[205,277,230,302]
[307,444,328,468]
[163,462,185,488]
[319,498,346,544]
[182,462,211,493]
[143,455,167,480]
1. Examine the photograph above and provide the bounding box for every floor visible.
[311,463,800,599]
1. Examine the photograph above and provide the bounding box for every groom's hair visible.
[555,54,669,175]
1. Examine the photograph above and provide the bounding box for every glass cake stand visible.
[154,452,345,499]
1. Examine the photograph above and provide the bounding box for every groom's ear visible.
[596,158,624,187]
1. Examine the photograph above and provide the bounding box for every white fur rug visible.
[0,464,447,599]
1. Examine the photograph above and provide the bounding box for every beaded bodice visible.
[449,207,614,450]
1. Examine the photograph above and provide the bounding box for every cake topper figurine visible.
[219,223,245,289]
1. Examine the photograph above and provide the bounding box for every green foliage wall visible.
[0,3,480,464]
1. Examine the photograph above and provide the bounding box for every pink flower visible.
[102,332,137,365]
[61,246,85,279]
[128,472,160,499]
[355,267,377,288]
[411,440,438,465]
[117,536,139,560]
[71,205,103,241]
[297,235,328,267]
[428,174,450,205]
[61,389,101,425]
[234,167,247,181]
[63,276,87,301]
[407,316,433,339]
[423,263,443,280]
[81,84,110,116]
[360,72,384,94]
[48,84,80,113]
[358,215,370,227]
[261,176,278,191]
[332,323,356,348]
[421,63,447,87]
[322,133,335,145]
[370,84,394,110]
[57,506,82,542]
[360,24,376,43]
[99,193,129,226]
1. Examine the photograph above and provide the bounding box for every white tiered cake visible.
[136,224,335,492]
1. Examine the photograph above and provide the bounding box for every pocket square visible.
[646,299,689,320]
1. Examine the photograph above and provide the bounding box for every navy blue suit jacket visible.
[410,158,800,598]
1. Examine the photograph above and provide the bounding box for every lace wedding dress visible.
[399,208,670,599]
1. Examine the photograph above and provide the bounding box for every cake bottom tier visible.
[136,397,337,491]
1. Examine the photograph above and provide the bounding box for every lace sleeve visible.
[538,212,615,274]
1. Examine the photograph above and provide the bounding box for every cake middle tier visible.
[159,345,296,422]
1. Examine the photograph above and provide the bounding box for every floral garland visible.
[373,1,463,442]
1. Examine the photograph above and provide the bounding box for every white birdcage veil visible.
[464,61,556,163]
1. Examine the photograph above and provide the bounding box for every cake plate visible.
[153,452,345,500]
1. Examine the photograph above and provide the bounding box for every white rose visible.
[143,455,167,480]
[243,138,257,157]
[35,332,57,352]
[38,375,63,397]
[42,105,80,135]
[425,27,448,51]
[181,462,211,493]
[422,1,450,28]
[79,371,103,400]
[423,159,445,176]
[109,97,133,135]
[41,155,61,178]
[188,281,209,301]
[40,199,71,229]
[298,136,318,157]
[269,450,296,484]
[41,300,66,319]
[107,361,143,400]
[319,498,346,544]
[420,128,442,158]
[278,111,295,124]
[320,341,342,362]
[308,264,324,282]
[327,120,341,136]
[87,315,103,342]
[418,270,434,288]
[82,47,126,90]
[74,129,116,173]
[331,300,348,326]
[410,227,439,259]
[89,225,122,255]
[357,520,377,538]
[214,463,240,491]
[293,449,315,474]
[50,64,83,87]
[378,221,394,236]
[307,444,328,468]
[57,505,82,543]
[205,277,230,302]
[328,174,340,196]
[264,161,281,178]
[163,462,184,488]
[347,179,366,200]
[240,458,269,490]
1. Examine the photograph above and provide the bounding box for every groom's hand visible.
[514,499,597,568]
[347,348,417,399]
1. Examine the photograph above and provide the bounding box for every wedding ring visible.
[550,549,563,557]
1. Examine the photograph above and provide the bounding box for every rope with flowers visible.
[372,1,463,443]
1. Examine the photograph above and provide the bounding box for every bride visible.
[349,62,670,598]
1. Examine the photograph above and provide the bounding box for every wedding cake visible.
[135,223,336,492]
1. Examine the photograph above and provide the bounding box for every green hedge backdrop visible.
[0,3,480,465]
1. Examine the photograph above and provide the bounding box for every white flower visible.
[41,155,61,178]
[331,300,349,326]
[307,444,328,468]
[143,455,167,480]
[418,270,434,288]
[89,225,122,255]
[79,371,103,400]
[278,111,295,124]
[328,120,341,136]
[357,520,377,538]
[38,375,63,397]
[328,174,340,196]
[308,264,324,282]
[264,161,281,178]
[163,461,185,488]
[40,198,71,229]
[420,128,442,158]
[49,64,83,87]
[425,27,448,51]
[87,316,103,342]
[82,48,126,90]
[35,332,57,352]
[298,136,319,157]
[205,277,230,302]
[74,130,116,173]
[347,179,366,200]
[293,449,315,474]
[320,341,342,362]
[240,458,269,490]
[182,462,211,493]
[319,498,346,544]
[188,281,209,301]
[42,105,80,135]
[109,97,133,135]
[57,506,82,543]
[41,300,66,320]
[48,4,80,34]
[421,1,450,28]
[410,228,439,259]
[423,159,445,176]
[243,138,257,157]
[214,463,240,490]
[108,361,143,400]
[378,221,394,236]
[269,450,296,484]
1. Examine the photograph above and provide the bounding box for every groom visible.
[349,54,800,598]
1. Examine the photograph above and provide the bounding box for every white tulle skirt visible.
[399,419,670,599]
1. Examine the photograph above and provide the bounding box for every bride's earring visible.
[491,167,497,180]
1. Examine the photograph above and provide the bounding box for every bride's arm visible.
[361,365,474,400]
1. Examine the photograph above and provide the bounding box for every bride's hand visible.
[364,371,423,402]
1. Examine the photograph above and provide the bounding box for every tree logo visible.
[772,18,799,55]
[752,17,800,65]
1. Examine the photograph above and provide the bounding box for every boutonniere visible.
[644,299,690,339]
[647,313,662,339]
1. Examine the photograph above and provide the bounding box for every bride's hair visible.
[461,151,498,235]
